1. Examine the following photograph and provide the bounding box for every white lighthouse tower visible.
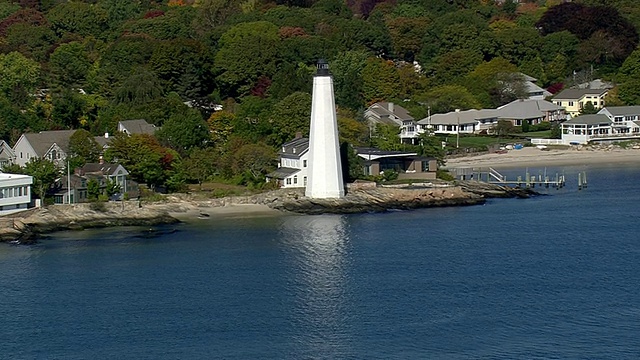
[305,59,345,199]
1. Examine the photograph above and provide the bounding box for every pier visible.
[451,167,587,190]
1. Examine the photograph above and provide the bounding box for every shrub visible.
[90,201,107,212]
[437,169,455,181]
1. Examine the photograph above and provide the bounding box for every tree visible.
[580,101,598,115]
[49,42,92,88]
[331,50,369,110]
[416,85,480,114]
[87,178,100,201]
[47,1,108,38]
[617,48,640,104]
[371,123,401,151]
[214,21,280,96]
[23,158,59,199]
[267,92,311,146]
[417,130,446,166]
[361,58,401,104]
[492,119,515,137]
[0,51,40,107]
[180,147,218,188]
[68,129,101,164]
[157,107,210,155]
[231,143,275,184]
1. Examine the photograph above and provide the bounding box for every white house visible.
[0,140,16,168]
[266,136,309,188]
[561,114,614,144]
[12,130,76,168]
[0,173,33,215]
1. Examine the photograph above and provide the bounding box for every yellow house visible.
[552,88,608,117]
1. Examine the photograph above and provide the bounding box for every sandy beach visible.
[444,146,640,169]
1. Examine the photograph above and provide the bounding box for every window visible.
[304,176,307,186]
[569,101,574,106]
[303,160,307,167]
[20,152,23,158]
[286,178,292,185]
[293,176,297,184]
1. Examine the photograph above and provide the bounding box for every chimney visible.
[295,131,302,139]
[293,147,296,154]
[388,102,395,113]
[104,132,109,138]
[99,155,104,164]
[74,167,83,176]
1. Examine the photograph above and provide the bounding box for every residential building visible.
[51,161,132,204]
[520,74,552,100]
[364,102,414,130]
[552,88,608,117]
[266,136,309,189]
[496,99,565,126]
[356,147,437,180]
[0,173,33,215]
[117,119,157,135]
[0,140,16,168]
[12,130,76,167]
[560,114,616,145]
[401,100,564,143]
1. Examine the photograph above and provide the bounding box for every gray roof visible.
[82,162,125,176]
[525,81,551,96]
[573,79,614,90]
[280,137,309,158]
[600,106,640,116]
[417,109,496,125]
[23,130,76,157]
[367,102,414,122]
[497,99,562,120]
[552,88,607,100]
[563,114,611,126]
[266,167,300,179]
[119,119,157,135]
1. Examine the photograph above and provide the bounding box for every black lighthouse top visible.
[315,58,330,76]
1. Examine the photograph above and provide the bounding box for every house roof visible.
[552,88,608,100]
[497,99,562,120]
[563,114,611,126]
[355,147,417,160]
[280,137,309,157]
[22,130,76,157]
[82,162,126,176]
[94,135,110,148]
[525,81,551,97]
[600,106,640,116]
[573,79,614,90]
[417,109,498,125]
[367,102,414,122]
[0,140,15,159]
[119,119,157,135]
[266,167,300,179]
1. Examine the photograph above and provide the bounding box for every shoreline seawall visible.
[0,182,536,243]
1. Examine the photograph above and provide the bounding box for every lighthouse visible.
[305,59,345,199]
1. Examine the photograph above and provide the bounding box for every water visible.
[2,164,640,359]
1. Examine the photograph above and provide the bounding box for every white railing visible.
[488,167,505,183]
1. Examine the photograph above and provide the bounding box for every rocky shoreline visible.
[0,181,537,244]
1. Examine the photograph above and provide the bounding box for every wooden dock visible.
[451,167,588,190]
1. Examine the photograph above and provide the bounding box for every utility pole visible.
[456,108,461,149]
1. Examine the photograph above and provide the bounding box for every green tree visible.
[0,51,40,107]
[371,123,400,151]
[214,21,280,96]
[416,85,480,114]
[361,58,401,104]
[580,101,598,115]
[617,47,640,104]
[331,50,369,110]
[47,1,109,38]
[231,143,275,184]
[417,130,446,166]
[87,178,101,201]
[492,119,515,137]
[23,158,59,199]
[181,147,218,188]
[267,92,311,146]
[157,107,210,155]
[68,129,101,164]
[49,42,92,88]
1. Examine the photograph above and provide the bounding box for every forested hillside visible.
[1,0,640,189]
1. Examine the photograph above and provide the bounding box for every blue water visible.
[2,165,640,359]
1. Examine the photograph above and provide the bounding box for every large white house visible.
[532,106,640,145]
[266,136,309,188]
[12,130,76,168]
[401,99,564,143]
[0,173,33,215]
